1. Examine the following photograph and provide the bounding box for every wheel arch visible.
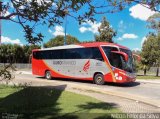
[93,72,104,78]
[93,72,105,83]
[93,72,105,85]
[45,69,50,76]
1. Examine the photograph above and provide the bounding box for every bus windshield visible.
[120,48,136,73]
[102,46,135,73]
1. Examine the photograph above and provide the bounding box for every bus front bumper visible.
[125,72,136,82]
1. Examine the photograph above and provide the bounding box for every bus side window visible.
[82,48,92,59]
[33,51,43,59]
[63,49,81,59]
[92,47,104,61]
[50,50,63,59]
[33,52,37,59]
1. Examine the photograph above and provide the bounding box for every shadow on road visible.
[37,76,94,84]
[105,82,140,87]
[74,102,118,119]
[36,76,140,88]
[78,102,118,110]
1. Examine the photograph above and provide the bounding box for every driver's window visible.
[102,46,122,69]
[110,52,122,69]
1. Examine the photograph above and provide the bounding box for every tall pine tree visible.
[95,17,116,43]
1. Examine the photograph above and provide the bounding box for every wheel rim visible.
[97,76,103,84]
[46,72,51,79]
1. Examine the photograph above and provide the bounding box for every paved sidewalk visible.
[70,88,160,113]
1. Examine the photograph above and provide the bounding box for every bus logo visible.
[83,60,90,72]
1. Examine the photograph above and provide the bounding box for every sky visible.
[1,1,157,51]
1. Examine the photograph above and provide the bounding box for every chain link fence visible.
[137,67,160,76]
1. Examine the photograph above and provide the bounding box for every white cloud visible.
[49,26,65,36]
[79,21,101,34]
[129,4,156,21]
[118,20,126,33]
[36,0,53,5]
[132,48,141,52]
[3,11,16,19]
[3,11,10,17]
[117,33,138,41]
[117,37,123,41]
[2,36,23,45]
[79,27,87,33]
[52,2,57,7]
[16,0,54,7]
[122,33,138,39]
[141,37,147,46]
[23,0,47,4]
[48,29,52,33]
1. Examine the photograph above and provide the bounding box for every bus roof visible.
[79,42,129,50]
[33,42,129,51]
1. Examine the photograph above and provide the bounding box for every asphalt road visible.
[12,72,160,107]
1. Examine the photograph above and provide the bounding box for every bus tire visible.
[94,73,105,85]
[45,71,52,80]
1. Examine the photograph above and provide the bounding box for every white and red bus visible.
[32,42,136,85]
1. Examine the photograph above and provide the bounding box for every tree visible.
[147,13,160,32]
[44,35,79,48]
[0,44,40,63]
[0,0,159,44]
[23,45,40,63]
[141,33,160,76]
[132,50,142,72]
[146,13,160,76]
[95,17,116,43]
[12,44,24,63]
[0,44,15,63]
[81,41,95,43]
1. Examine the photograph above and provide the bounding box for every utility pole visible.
[64,15,67,45]
[0,1,2,45]
[63,9,68,45]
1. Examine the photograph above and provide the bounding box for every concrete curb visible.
[67,84,160,108]
[137,79,160,84]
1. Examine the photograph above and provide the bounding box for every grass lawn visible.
[0,85,122,119]
[137,75,160,79]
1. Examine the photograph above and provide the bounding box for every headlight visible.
[126,72,136,78]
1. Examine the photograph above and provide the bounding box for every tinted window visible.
[92,47,104,61]
[33,50,63,59]
[50,50,63,59]
[33,47,103,61]
[120,48,135,73]
[102,47,118,58]
[102,46,122,69]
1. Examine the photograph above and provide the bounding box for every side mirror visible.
[111,51,128,62]
[133,54,141,62]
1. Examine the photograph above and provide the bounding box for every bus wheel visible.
[94,73,105,85]
[45,71,52,80]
